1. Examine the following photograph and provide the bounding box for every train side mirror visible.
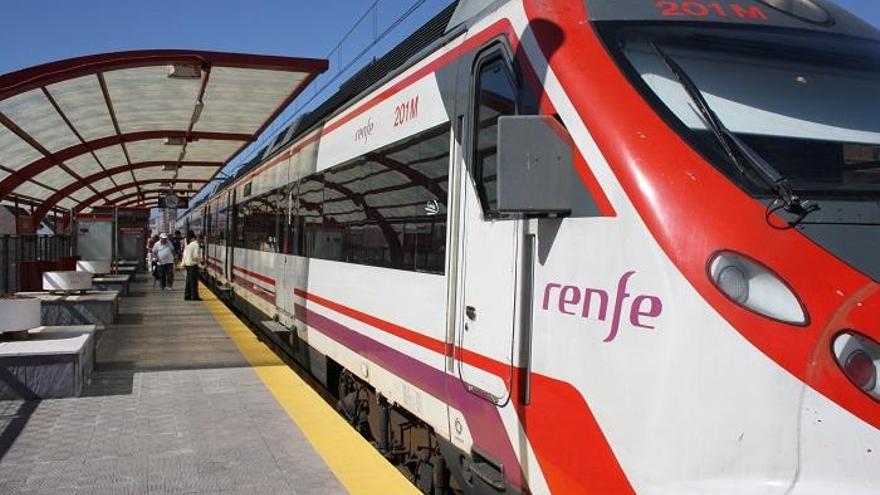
[495,115,574,216]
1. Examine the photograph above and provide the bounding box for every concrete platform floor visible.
[0,277,346,494]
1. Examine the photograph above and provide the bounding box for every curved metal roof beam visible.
[0,131,248,199]
[0,49,327,101]
[74,179,208,213]
[33,161,220,223]
[111,189,195,208]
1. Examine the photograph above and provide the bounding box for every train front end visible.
[522,0,880,492]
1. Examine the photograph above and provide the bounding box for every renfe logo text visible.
[542,271,663,343]
[354,118,374,144]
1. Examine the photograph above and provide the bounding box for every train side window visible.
[279,124,448,274]
[299,174,325,259]
[234,201,247,248]
[472,56,516,216]
[215,208,227,245]
[286,184,302,256]
[238,189,283,252]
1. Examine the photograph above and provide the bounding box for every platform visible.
[0,280,417,494]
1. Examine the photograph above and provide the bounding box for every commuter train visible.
[178,0,880,493]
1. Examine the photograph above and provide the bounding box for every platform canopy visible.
[0,50,328,225]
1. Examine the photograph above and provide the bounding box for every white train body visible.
[181,1,880,493]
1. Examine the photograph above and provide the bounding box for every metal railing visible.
[0,235,75,294]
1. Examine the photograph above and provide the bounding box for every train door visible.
[454,47,522,404]
[225,190,235,283]
[202,204,210,274]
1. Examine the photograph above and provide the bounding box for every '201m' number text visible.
[656,1,768,21]
[394,96,419,127]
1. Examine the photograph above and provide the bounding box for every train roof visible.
[201,2,459,206]
[188,0,879,214]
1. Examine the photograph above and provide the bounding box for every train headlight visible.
[833,331,880,401]
[708,251,807,325]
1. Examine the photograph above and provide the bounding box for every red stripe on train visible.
[232,264,276,286]
[232,274,276,304]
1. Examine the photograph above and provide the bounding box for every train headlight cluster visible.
[833,331,880,402]
[708,251,807,325]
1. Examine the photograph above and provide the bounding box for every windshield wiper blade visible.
[652,44,818,218]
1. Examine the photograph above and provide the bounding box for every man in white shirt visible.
[182,231,202,301]
[151,233,176,290]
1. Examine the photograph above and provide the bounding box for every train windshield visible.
[606,26,880,198]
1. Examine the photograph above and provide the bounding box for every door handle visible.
[465,305,477,321]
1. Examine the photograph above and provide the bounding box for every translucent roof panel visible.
[104,190,129,202]
[16,181,54,200]
[134,168,175,182]
[46,75,116,142]
[183,139,243,162]
[32,168,77,190]
[176,167,216,181]
[64,153,105,178]
[196,67,307,134]
[102,186,139,200]
[92,144,128,168]
[126,139,184,163]
[0,50,327,218]
[105,66,202,134]
[0,125,41,170]
[68,189,92,202]
[90,177,116,192]
[0,89,81,153]
[57,198,77,210]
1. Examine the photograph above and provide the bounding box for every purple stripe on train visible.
[293,304,527,492]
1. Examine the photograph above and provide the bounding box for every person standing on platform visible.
[182,230,202,301]
[151,233,175,290]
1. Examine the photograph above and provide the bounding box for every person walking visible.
[151,233,175,290]
[147,234,160,287]
[182,231,202,301]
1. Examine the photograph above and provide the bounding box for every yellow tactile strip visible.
[202,289,419,495]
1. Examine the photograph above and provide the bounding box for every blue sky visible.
[0,0,454,74]
[0,0,877,204]
[836,0,880,23]
[0,0,454,201]
[0,0,875,75]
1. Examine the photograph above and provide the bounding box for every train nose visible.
[790,284,880,493]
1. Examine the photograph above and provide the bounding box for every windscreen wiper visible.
[652,44,819,219]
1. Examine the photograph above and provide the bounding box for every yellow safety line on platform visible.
[201,289,419,495]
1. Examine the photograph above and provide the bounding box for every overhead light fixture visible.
[164,136,199,145]
[168,63,202,79]
[162,164,177,171]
